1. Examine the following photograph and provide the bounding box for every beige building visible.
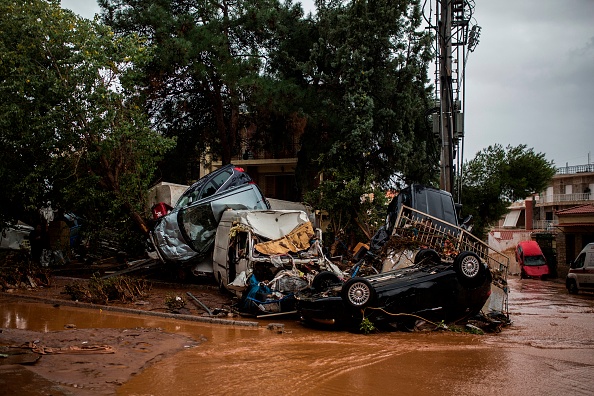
[533,163,594,267]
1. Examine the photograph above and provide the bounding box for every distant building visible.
[490,162,594,277]
[205,115,308,202]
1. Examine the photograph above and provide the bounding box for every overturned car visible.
[297,250,492,328]
[296,185,509,329]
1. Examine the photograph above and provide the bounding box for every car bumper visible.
[523,265,549,277]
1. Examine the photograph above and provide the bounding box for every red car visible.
[516,240,549,279]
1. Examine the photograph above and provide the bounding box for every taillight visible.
[234,166,245,172]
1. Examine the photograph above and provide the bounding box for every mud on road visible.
[2,277,594,396]
[0,327,200,396]
[0,275,242,395]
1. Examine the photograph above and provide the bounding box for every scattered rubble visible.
[63,274,151,304]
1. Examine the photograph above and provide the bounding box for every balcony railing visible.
[533,220,558,230]
[232,144,300,161]
[556,163,594,174]
[535,193,593,204]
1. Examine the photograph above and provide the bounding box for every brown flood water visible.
[2,278,593,395]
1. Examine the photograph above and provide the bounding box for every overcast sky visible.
[61,0,594,168]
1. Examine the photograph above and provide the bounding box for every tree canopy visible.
[300,0,436,241]
[98,0,311,183]
[0,0,175,241]
[460,144,556,239]
[1,0,439,252]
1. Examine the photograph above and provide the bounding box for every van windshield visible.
[524,255,546,266]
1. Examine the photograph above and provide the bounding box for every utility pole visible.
[439,0,454,193]
[425,0,480,197]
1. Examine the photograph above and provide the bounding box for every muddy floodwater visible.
[2,278,593,395]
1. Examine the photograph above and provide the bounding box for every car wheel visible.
[312,271,341,291]
[567,280,578,294]
[341,277,376,309]
[454,251,486,286]
[414,249,441,265]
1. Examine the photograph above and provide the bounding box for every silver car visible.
[151,183,270,275]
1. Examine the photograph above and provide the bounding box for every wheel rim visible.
[347,282,371,306]
[460,255,480,278]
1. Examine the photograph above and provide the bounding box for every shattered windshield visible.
[179,203,218,253]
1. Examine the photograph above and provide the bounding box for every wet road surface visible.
[1,277,593,395]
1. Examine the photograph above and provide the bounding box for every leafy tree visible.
[301,0,436,246]
[0,0,175,242]
[98,0,307,183]
[460,144,556,239]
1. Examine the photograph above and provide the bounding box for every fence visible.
[392,205,510,314]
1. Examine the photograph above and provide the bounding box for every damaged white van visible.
[212,209,342,314]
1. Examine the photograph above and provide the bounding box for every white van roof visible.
[580,243,594,253]
[220,210,310,241]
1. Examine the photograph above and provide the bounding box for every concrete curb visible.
[1,292,260,327]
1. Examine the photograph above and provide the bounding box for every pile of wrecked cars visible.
[150,171,509,330]
[149,164,342,315]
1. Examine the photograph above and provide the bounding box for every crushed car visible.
[212,209,343,315]
[296,184,509,330]
[150,167,270,276]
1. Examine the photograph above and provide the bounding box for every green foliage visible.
[460,144,556,238]
[0,0,175,238]
[360,316,376,334]
[300,0,436,243]
[99,0,306,177]
[304,170,388,246]
[1,0,439,254]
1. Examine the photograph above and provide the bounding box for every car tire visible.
[454,251,487,287]
[312,271,341,291]
[414,249,441,265]
[341,277,376,310]
[567,280,578,294]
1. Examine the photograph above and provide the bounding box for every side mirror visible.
[460,215,473,230]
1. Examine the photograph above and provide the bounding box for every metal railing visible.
[556,163,594,174]
[233,143,301,161]
[536,193,593,204]
[393,206,509,276]
[533,220,558,230]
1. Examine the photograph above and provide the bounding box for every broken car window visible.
[179,203,218,253]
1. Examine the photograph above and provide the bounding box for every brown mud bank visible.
[0,326,200,396]
[0,275,256,395]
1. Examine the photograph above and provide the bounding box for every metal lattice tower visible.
[424,0,480,197]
